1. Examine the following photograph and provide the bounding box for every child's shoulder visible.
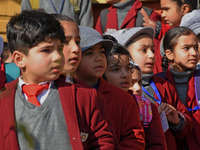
[152,73,169,85]
[99,78,131,96]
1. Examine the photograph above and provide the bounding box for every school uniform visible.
[95,0,161,35]
[0,69,6,90]
[97,78,145,150]
[142,75,194,150]
[0,76,115,150]
[157,69,200,150]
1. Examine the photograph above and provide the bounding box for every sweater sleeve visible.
[21,0,32,11]
[167,82,194,139]
[79,0,93,27]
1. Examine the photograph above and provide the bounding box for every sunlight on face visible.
[127,34,155,74]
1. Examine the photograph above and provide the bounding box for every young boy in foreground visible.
[0,10,115,150]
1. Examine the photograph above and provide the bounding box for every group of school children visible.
[0,0,200,150]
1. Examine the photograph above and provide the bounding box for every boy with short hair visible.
[76,26,145,150]
[0,10,115,150]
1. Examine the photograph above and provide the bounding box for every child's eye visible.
[76,40,80,46]
[126,66,131,71]
[195,45,199,51]
[84,51,93,55]
[183,47,189,50]
[141,48,147,53]
[151,49,155,53]
[64,40,69,45]
[112,68,119,72]
[100,48,106,54]
[139,79,142,85]
[41,49,51,53]
[58,47,63,53]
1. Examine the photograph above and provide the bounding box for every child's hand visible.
[158,103,181,125]
[141,8,156,30]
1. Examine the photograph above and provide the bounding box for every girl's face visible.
[76,43,107,85]
[166,34,199,72]
[129,67,142,96]
[60,21,81,75]
[127,34,155,74]
[105,54,132,91]
[160,0,184,27]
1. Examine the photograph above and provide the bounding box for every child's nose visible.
[121,69,128,78]
[134,83,142,95]
[71,41,80,53]
[53,50,63,61]
[95,53,104,61]
[161,11,166,18]
[190,48,197,56]
[148,49,155,58]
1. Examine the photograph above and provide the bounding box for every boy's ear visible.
[181,4,190,15]
[13,51,26,68]
[165,49,174,61]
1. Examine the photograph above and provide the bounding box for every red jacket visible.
[97,78,145,150]
[151,75,194,150]
[154,23,172,73]
[158,69,200,150]
[0,76,115,150]
[95,0,161,35]
[0,69,6,90]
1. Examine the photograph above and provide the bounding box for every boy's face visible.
[129,68,142,96]
[14,39,64,84]
[105,54,132,91]
[76,43,107,84]
[127,34,155,74]
[60,21,81,75]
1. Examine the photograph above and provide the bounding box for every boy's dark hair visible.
[103,35,133,80]
[103,35,132,61]
[51,13,76,23]
[171,0,198,11]
[1,42,10,62]
[162,26,197,71]
[7,9,65,55]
